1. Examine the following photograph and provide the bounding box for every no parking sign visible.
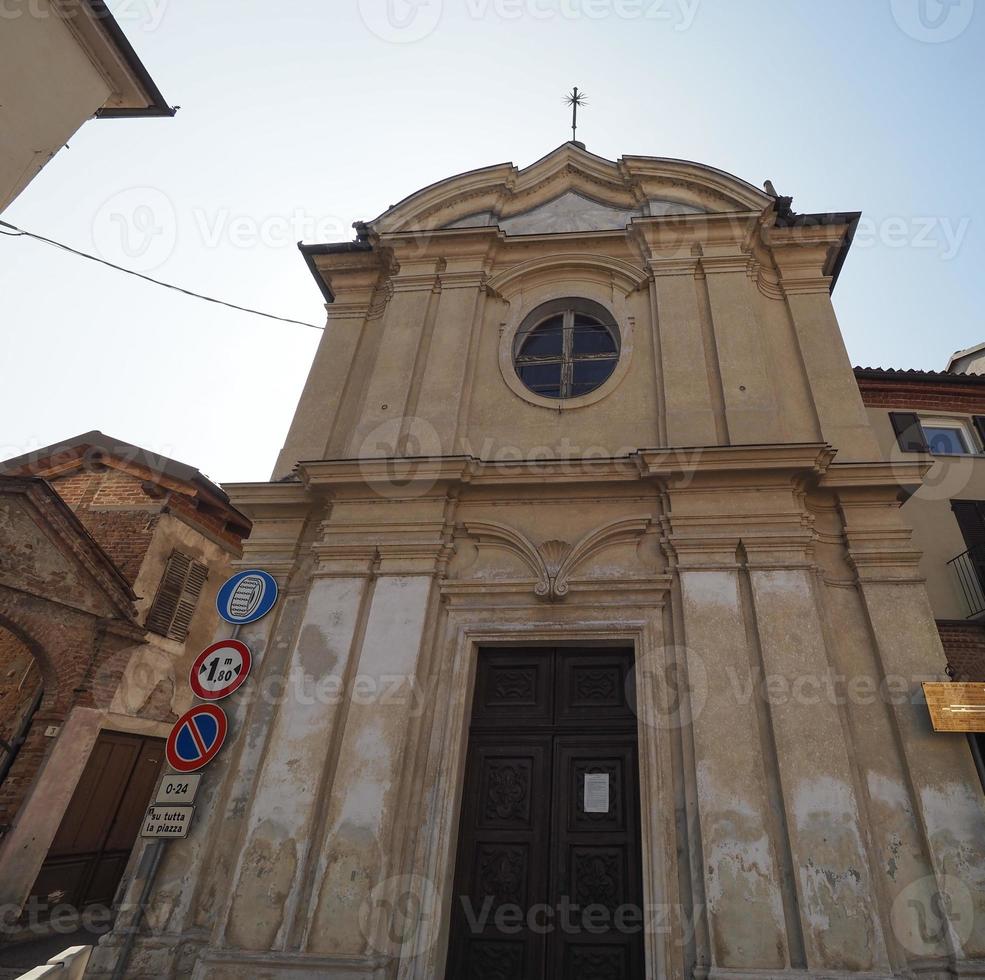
[165,704,228,773]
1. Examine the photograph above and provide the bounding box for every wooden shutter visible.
[972,416,985,450]
[951,501,985,551]
[889,412,930,453]
[145,551,208,641]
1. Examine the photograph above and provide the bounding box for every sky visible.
[1,0,983,483]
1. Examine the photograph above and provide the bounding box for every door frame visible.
[0,709,171,918]
[31,728,166,912]
[395,611,687,980]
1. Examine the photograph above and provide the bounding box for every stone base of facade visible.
[85,937,390,980]
[85,937,985,980]
[698,967,985,980]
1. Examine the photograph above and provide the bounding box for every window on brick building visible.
[145,551,208,642]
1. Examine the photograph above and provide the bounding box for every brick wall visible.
[0,628,41,747]
[856,377,985,414]
[48,468,161,584]
[0,591,133,832]
[44,464,243,584]
[937,621,985,682]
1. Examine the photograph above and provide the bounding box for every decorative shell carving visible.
[540,540,572,574]
[463,518,651,602]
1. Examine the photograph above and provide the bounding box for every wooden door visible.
[445,648,644,980]
[31,730,164,909]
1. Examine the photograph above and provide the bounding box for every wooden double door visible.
[446,648,645,980]
[31,730,164,910]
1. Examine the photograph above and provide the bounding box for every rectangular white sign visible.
[141,805,195,839]
[584,773,610,814]
[154,773,202,806]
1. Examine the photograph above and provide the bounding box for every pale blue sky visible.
[2,0,982,482]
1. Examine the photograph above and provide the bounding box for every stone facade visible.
[92,145,985,979]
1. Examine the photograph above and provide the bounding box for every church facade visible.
[91,144,985,979]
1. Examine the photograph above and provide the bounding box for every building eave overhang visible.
[0,431,251,537]
[765,210,860,295]
[69,0,175,117]
[854,366,985,387]
[297,239,375,304]
[793,210,860,294]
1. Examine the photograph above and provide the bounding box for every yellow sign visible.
[923,683,985,734]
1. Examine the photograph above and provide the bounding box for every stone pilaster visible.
[306,565,436,957]
[770,228,881,463]
[274,250,391,478]
[646,250,721,448]
[829,471,985,968]
[743,549,891,974]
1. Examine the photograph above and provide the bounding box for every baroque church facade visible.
[91,144,985,979]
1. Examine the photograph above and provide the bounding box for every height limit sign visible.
[190,640,252,701]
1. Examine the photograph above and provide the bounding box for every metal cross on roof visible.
[564,87,588,144]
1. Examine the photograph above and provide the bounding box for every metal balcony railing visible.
[948,546,985,619]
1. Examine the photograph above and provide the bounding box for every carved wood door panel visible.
[445,648,644,980]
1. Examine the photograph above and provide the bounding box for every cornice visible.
[636,443,836,481]
[299,457,473,490]
[818,460,932,493]
[223,481,312,511]
[293,446,839,495]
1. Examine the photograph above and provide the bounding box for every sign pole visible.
[110,838,166,980]
[112,570,277,977]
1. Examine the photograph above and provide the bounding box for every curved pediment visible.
[369,142,772,236]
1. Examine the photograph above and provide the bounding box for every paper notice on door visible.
[584,773,610,814]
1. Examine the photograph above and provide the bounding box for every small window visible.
[924,425,970,455]
[920,416,979,456]
[145,551,208,642]
[514,299,619,400]
[890,412,983,456]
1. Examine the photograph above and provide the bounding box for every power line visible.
[0,219,325,331]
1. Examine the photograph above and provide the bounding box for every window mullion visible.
[561,310,574,398]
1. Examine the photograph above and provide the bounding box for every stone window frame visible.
[512,297,621,401]
[498,287,635,411]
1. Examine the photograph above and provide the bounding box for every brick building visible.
[0,433,249,923]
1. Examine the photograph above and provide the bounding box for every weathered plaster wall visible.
[89,456,985,979]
